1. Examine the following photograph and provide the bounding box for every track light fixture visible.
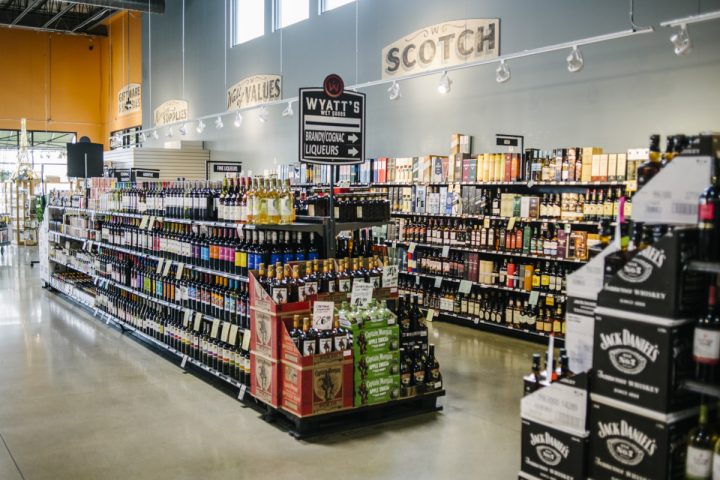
[670,24,692,55]
[566,46,584,72]
[282,101,294,117]
[152,130,159,140]
[196,120,206,134]
[258,106,269,123]
[215,116,224,129]
[178,123,188,136]
[437,71,451,95]
[140,132,147,142]
[496,59,511,84]
[165,127,173,138]
[233,111,243,128]
[388,80,401,101]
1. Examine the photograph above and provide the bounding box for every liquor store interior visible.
[0,0,719,479]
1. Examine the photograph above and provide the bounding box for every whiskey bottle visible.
[300,317,318,356]
[332,318,349,351]
[318,325,333,354]
[424,344,442,390]
[637,134,662,191]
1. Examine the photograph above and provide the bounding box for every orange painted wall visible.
[0,11,142,150]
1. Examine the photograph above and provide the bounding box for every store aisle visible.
[0,247,537,480]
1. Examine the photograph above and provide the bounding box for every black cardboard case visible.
[588,394,696,480]
[591,307,698,413]
[520,418,589,480]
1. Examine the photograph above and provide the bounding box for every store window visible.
[320,0,354,13]
[110,126,142,150]
[0,130,76,189]
[275,0,309,29]
[233,0,265,45]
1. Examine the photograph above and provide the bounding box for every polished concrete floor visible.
[0,247,538,480]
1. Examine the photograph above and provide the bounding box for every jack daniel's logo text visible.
[599,329,659,375]
[617,245,666,284]
[529,432,569,466]
[597,420,657,466]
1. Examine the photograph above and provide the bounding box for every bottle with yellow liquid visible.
[279,179,295,224]
[256,178,269,224]
[246,177,256,224]
[266,178,280,224]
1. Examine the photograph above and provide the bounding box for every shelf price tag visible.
[183,309,192,328]
[163,260,173,277]
[507,217,516,231]
[426,308,435,323]
[529,291,540,306]
[180,355,188,369]
[193,311,203,331]
[139,215,149,229]
[483,218,490,228]
[228,325,239,346]
[382,264,399,289]
[459,280,472,294]
[241,330,251,350]
[238,384,247,401]
[546,295,555,306]
[175,262,184,280]
[211,319,220,338]
[221,322,231,343]
[350,281,374,308]
[312,301,334,330]
[441,245,450,258]
[408,242,417,254]
[434,276,442,288]
[148,216,156,230]
[156,258,164,274]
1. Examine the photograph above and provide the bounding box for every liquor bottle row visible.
[98,215,320,276]
[289,315,350,356]
[89,176,298,225]
[305,191,390,222]
[412,254,570,294]
[526,350,572,387]
[256,256,389,304]
[95,284,251,385]
[335,228,380,259]
[96,251,250,328]
[399,220,600,262]
[387,185,630,220]
[399,279,566,335]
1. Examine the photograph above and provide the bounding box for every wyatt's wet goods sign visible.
[299,87,365,165]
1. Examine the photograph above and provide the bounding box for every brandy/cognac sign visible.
[382,19,500,79]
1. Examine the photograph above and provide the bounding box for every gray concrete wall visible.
[142,0,720,173]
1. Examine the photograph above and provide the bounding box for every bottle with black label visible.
[698,172,720,262]
[424,344,441,390]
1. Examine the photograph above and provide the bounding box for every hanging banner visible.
[153,99,189,126]
[382,19,500,79]
[227,74,282,111]
[118,83,142,116]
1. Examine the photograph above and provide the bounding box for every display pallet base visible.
[431,310,565,347]
[682,379,720,398]
[45,284,266,415]
[267,390,445,439]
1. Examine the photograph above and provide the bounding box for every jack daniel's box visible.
[589,394,696,480]
[592,307,698,413]
[520,418,589,480]
[598,228,705,318]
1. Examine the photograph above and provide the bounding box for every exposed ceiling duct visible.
[64,0,164,14]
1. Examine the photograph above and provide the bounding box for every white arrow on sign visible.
[348,147,359,156]
[348,134,358,143]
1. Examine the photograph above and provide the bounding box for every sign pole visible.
[327,164,336,258]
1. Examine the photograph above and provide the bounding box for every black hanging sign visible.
[213,164,241,173]
[299,74,365,165]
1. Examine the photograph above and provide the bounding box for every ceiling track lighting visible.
[165,127,173,138]
[388,80,401,101]
[215,116,224,129]
[178,123,188,136]
[437,71,451,95]
[196,120,206,134]
[669,24,692,55]
[151,130,159,140]
[258,106,269,123]
[140,132,147,142]
[282,101,294,117]
[566,45,584,72]
[495,60,511,84]
[233,111,243,128]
